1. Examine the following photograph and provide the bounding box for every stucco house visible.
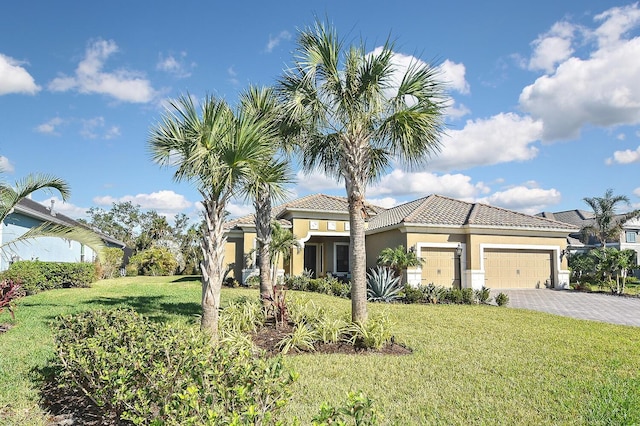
[224,194,577,290]
[0,198,126,271]
[537,209,640,269]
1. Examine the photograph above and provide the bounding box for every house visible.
[537,209,640,269]
[0,198,126,271]
[224,194,577,290]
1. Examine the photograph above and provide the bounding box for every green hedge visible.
[1,260,97,295]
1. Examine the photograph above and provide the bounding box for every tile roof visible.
[368,194,577,231]
[224,193,384,230]
[536,210,594,228]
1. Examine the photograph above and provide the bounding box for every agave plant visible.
[366,266,403,303]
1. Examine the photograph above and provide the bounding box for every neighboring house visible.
[537,209,640,269]
[0,198,126,271]
[225,194,577,290]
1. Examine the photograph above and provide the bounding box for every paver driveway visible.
[493,289,640,327]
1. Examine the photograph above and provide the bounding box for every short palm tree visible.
[0,172,105,259]
[149,94,276,339]
[377,245,423,282]
[268,221,301,285]
[582,188,640,248]
[239,86,293,305]
[279,21,447,323]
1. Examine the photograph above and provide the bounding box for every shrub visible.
[445,288,463,304]
[0,279,22,319]
[475,286,491,304]
[423,283,447,304]
[99,247,124,279]
[277,324,319,354]
[461,288,475,305]
[53,308,296,425]
[367,266,403,303]
[495,292,510,307]
[312,391,379,425]
[330,278,351,298]
[403,283,424,304]
[245,274,260,288]
[2,260,97,294]
[128,247,178,276]
[345,312,393,350]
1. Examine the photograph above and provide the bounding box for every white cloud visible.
[36,117,64,135]
[93,190,192,212]
[157,52,193,78]
[520,4,640,141]
[265,30,292,53]
[429,112,543,172]
[296,170,343,192]
[0,53,40,95]
[225,201,254,219]
[80,116,120,140]
[368,169,489,201]
[48,39,155,103]
[477,185,562,215]
[605,145,640,164]
[528,21,577,73]
[439,59,470,94]
[366,197,398,209]
[634,187,640,198]
[0,156,14,173]
[38,196,89,219]
[227,66,239,85]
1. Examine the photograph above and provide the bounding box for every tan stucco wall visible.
[365,229,406,269]
[290,217,350,276]
[224,236,244,281]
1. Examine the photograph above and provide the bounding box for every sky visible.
[2,1,640,223]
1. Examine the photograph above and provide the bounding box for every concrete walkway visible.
[492,289,640,327]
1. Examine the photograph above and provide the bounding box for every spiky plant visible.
[366,266,403,303]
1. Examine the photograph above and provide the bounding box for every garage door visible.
[484,249,552,289]
[421,247,460,287]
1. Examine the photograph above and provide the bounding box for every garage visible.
[484,249,553,289]
[420,247,460,288]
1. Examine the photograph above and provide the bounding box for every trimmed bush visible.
[128,247,177,276]
[99,247,124,279]
[53,308,296,425]
[1,260,97,295]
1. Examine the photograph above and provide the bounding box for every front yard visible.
[1,276,639,425]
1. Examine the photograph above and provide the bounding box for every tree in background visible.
[279,21,446,323]
[149,94,276,338]
[269,221,301,285]
[581,189,640,248]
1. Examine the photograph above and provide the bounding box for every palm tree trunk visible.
[199,199,226,341]
[346,177,368,324]
[254,189,274,305]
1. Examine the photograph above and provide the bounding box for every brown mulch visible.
[251,321,413,356]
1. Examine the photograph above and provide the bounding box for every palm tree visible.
[1,172,105,259]
[278,21,446,323]
[582,189,640,248]
[268,221,301,285]
[239,86,293,305]
[376,245,423,282]
[148,94,276,339]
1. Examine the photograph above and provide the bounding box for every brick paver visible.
[492,289,640,327]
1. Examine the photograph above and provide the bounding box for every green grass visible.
[1,276,639,425]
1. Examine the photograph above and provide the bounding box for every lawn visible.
[1,276,639,425]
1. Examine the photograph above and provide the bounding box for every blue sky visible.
[2,1,639,222]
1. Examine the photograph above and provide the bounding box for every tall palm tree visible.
[278,21,447,323]
[149,94,277,339]
[582,189,640,248]
[0,172,105,258]
[239,86,293,305]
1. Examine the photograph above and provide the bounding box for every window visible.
[626,231,637,243]
[335,243,350,274]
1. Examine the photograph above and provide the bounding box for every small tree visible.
[581,189,640,247]
[269,222,301,285]
[376,245,423,282]
[99,247,124,279]
[129,247,178,276]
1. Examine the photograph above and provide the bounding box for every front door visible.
[304,244,317,278]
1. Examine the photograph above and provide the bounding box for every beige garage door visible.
[421,247,460,288]
[484,249,552,289]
